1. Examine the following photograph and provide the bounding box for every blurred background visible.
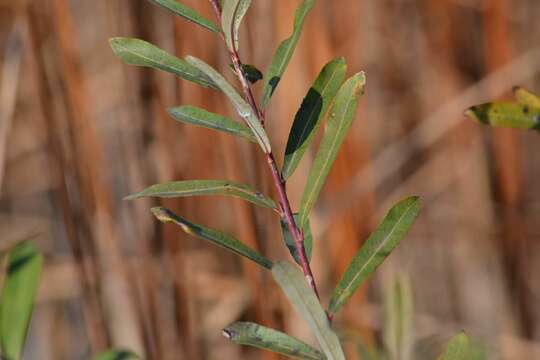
[0,0,540,359]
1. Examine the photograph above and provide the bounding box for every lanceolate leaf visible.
[437,332,472,360]
[222,0,252,51]
[272,261,346,360]
[261,0,316,108]
[148,0,220,33]
[464,102,540,131]
[152,207,273,269]
[328,196,420,315]
[0,242,43,360]
[280,214,313,266]
[168,106,257,143]
[126,180,276,209]
[383,275,414,360]
[92,349,141,360]
[223,322,324,360]
[109,38,215,88]
[299,72,366,228]
[282,57,347,179]
[513,86,540,108]
[185,56,272,153]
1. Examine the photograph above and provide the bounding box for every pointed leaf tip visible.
[147,0,220,33]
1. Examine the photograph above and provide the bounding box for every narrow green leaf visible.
[383,275,414,360]
[261,0,316,108]
[328,196,420,315]
[0,242,43,360]
[299,72,366,228]
[109,38,215,88]
[126,179,276,209]
[152,207,273,269]
[513,86,540,108]
[185,55,272,153]
[92,349,140,360]
[168,106,256,143]
[464,102,540,131]
[437,332,472,360]
[222,0,252,51]
[147,0,220,33]
[272,261,346,360]
[280,214,313,266]
[223,322,324,360]
[282,57,347,179]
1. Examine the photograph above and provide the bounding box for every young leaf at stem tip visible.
[109,38,216,89]
[152,207,273,269]
[299,72,366,228]
[272,261,346,360]
[185,55,272,153]
[282,57,347,179]
[464,102,540,131]
[280,213,313,266]
[125,179,276,210]
[513,86,540,108]
[223,322,325,360]
[168,105,257,143]
[222,0,252,51]
[0,242,43,360]
[261,0,316,108]
[328,196,420,316]
[147,0,220,33]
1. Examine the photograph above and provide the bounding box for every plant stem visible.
[209,0,321,299]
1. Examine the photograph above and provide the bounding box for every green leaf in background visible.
[282,57,347,179]
[185,55,272,153]
[152,207,273,269]
[109,38,216,89]
[299,72,366,228]
[464,102,540,131]
[261,0,316,108]
[328,196,420,316]
[126,179,276,209]
[147,0,220,33]
[280,213,313,266]
[437,332,472,360]
[272,261,346,360]
[92,349,141,360]
[513,86,540,108]
[383,275,414,360]
[0,242,43,360]
[221,0,252,51]
[168,106,257,143]
[223,322,324,360]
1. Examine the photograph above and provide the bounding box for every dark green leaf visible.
[152,207,273,269]
[280,214,313,266]
[147,0,220,33]
[92,349,140,360]
[185,56,272,153]
[513,86,540,108]
[272,261,345,360]
[328,196,420,315]
[383,275,414,360]
[109,38,215,88]
[299,72,366,228]
[168,106,256,143]
[464,102,540,131]
[261,0,316,108]
[222,0,252,51]
[223,322,324,360]
[437,332,472,360]
[282,57,347,179]
[0,242,43,360]
[125,179,276,209]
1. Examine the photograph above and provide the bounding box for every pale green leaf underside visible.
[92,349,141,360]
[272,261,345,360]
[223,322,324,360]
[0,242,43,360]
[280,213,313,266]
[168,105,256,143]
[383,275,414,360]
[261,0,316,108]
[109,38,215,88]
[148,0,220,33]
[185,56,272,153]
[437,332,472,360]
[299,72,366,228]
[465,102,540,131]
[328,196,420,315]
[126,179,276,209]
[221,0,252,51]
[152,207,273,269]
[282,57,347,179]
